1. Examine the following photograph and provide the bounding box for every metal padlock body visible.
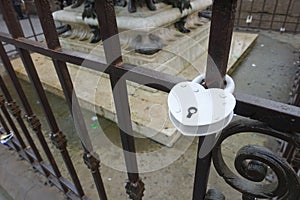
[168,80,236,136]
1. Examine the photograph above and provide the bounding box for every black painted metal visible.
[192,136,213,200]
[212,119,300,199]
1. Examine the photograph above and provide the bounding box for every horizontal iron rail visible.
[0,33,179,91]
[0,32,299,133]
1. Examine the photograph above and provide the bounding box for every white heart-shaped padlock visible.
[168,75,236,136]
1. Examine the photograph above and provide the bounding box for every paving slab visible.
[0,145,64,200]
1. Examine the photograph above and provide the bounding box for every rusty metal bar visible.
[110,74,144,199]
[24,43,85,196]
[258,0,267,29]
[93,0,144,198]
[33,0,107,199]
[294,15,300,33]
[248,0,255,16]
[270,0,279,30]
[0,104,23,154]
[236,0,243,27]
[281,0,293,30]
[205,0,238,89]
[0,32,180,90]
[0,72,49,179]
[34,0,93,154]
[94,0,122,66]
[192,137,213,200]
[234,93,300,133]
[0,41,71,194]
[27,15,39,42]
[0,1,84,196]
[193,0,238,199]
[0,89,29,158]
[0,76,31,151]
[0,101,10,133]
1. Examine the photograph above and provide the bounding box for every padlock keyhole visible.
[187,107,197,118]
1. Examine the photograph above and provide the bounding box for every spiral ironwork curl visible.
[212,119,300,199]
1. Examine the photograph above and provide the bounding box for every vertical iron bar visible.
[33,0,107,199]
[294,16,300,33]
[192,137,213,200]
[249,0,254,16]
[0,1,77,196]
[1,92,47,169]
[0,100,10,133]
[282,143,295,162]
[110,75,144,200]
[193,0,238,199]
[236,0,243,28]
[0,94,25,155]
[0,93,26,155]
[281,0,293,30]
[270,0,279,30]
[0,76,29,152]
[246,0,255,29]
[0,79,48,176]
[0,41,69,194]
[258,0,267,29]
[205,0,237,88]
[110,78,139,180]
[27,15,39,42]
[33,0,93,151]
[94,0,144,199]
[94,0,123,66]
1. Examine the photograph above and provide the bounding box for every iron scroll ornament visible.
[211,119,300,199]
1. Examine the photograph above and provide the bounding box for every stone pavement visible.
[0,145,64,200]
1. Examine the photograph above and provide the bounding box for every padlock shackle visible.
[192,74,235,94]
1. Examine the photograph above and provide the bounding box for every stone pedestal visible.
[52,0,213,75]
[53,0,212,31]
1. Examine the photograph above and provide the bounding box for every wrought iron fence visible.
[0,0,299,199]
[235,0,300,33]
[0,14,44,57]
